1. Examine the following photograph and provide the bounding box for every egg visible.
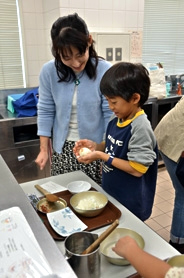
[79,147,92,157]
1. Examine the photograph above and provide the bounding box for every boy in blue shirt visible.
[74,62,158,221]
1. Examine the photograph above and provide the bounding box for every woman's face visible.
[60,45,89,73]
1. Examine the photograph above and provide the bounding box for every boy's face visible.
[106,94,140,121]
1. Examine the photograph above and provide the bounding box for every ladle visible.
[34,184,59,202]
[81,219,119,255]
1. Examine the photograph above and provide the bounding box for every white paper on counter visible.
[39,181,67,193]
[0,206,52,277]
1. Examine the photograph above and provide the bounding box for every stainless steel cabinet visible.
[0,145,50,183]
[0,116,50,183]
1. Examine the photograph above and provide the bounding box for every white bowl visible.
[67,181,91,194]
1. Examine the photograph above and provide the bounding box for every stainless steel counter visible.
[0,103,50,183]
[20,170,180,278]
[0,104,18,120]
[0,155,77,278]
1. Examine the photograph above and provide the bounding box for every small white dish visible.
[67,181,91,194]
[47,207,88,237]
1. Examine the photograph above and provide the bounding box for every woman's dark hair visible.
[51,13,99,82]
[100,62,150,107]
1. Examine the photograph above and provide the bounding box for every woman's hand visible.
[35,151,48,170]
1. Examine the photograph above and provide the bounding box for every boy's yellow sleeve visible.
[129,161,148,174]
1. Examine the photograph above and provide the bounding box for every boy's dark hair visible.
[51,13,99,82]
[100,62,150,107]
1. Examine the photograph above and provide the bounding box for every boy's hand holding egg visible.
[79,147,92,157]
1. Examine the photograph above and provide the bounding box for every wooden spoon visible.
[34,184,59,203]
[81,219,119,255]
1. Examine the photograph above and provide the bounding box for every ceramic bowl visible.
[167,255,184,267]
[100,228,145,266]
[67,180,91,194]
[70,191,108,217]
[47,207,87,237]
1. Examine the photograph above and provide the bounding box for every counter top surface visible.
[20,170,180,278]
[0,155,77,278]
[0,94,182,121]
[0,104,37,121]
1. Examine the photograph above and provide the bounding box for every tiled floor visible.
[145,166,175,243]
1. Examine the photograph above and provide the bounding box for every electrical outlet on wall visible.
[106,48,113,61]
[115,48,122,61]
[91,32,130,64]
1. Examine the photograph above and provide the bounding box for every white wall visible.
[19,0,144,87]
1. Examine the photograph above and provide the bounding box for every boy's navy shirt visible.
[102,110,158,221]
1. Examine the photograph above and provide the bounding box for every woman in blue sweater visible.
[74,62,158,221]
[35,13,112,184]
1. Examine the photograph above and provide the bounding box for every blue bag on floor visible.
[13,87,39,117]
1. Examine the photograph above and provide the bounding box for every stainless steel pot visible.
[64,231,100,278]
